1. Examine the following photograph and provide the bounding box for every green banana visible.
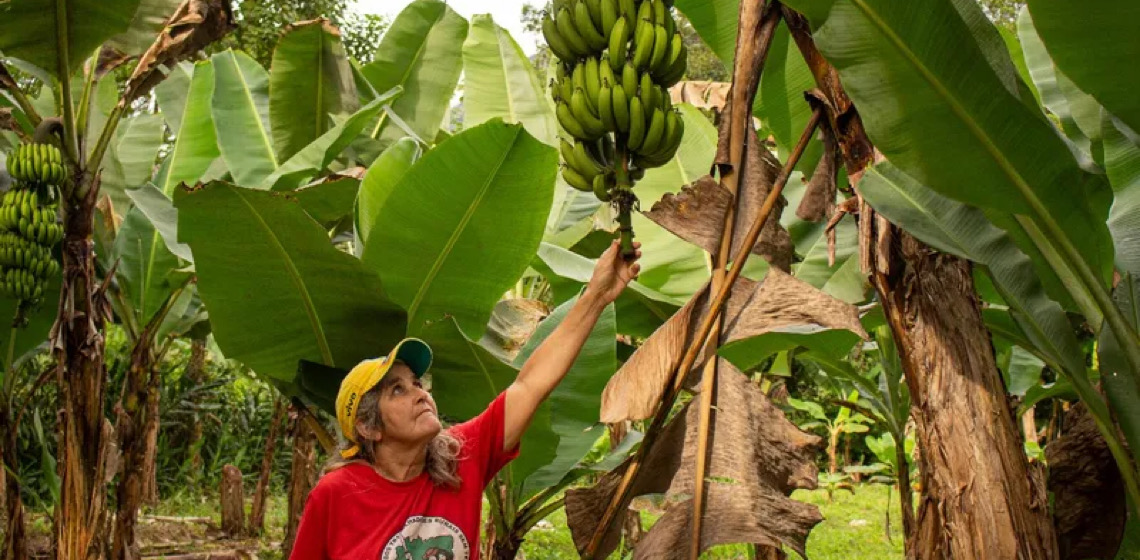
[562,166,594,192]
[584,57,602,111]
[607,16,629,71]
[663,7,675,37]
[652,0,665,24]
[622,62,639,95]
[557,101,591,139]
[600,0,618,38]
[599,62,616,89]
[639,108,666,154]
[586,0,604,28]
[559,139,577,167]
[648,109,683,159]
[571,88,608,138]
[572,140,605,177]
[649,25,669,71]
[574,0,607,51]
[556,7,591,56]
[592,173,612,202]
[618,0,636,18]
[637,0,652,23]
[654,32,684,79]
[612,84,630,132]
[640,71,657,112]
[558,75,574,103]
[627,95,647,149]
[598,83,616,131]
[631,16,655,70]
[542,15,579,62]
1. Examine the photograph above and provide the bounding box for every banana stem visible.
[614,139,637,260]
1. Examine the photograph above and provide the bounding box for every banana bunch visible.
[0,189,62,246]
[5,143,65,186]
[544,0,687,256]
[1,141,65,304]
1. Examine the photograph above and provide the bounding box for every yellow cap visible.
[335,337,433,459]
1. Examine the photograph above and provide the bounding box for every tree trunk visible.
[827,429,839,474]
[282,413,318,559]
[247,397,286,536]
[54,180,113,560]
[183,336,207,488]
[1046,403,1126,560]
[140,364,162,506]
[881,234,1057,560]
[111,322,165,560]
[782,10,1058,559]
[2,400,28,560]
[490,533,523,560]
[895,433,915,542]
[220,465,244,537]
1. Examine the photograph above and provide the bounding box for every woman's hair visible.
[323,374,462,489]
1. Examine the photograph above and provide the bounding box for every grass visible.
[21,484,903,559]
[518,484,905,559]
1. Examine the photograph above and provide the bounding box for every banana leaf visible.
[361,120,556,339]
[105,0,182,57]
[355,137,421,249]
[1026,0,1140,136]
[261,91,400,191]
[100,113,165,216]
[125,184,192,263]
[462,14,558,146]
[674,0,740,67]
[154,61,223,194]
[269,19,359,162]
[513,296,616,498]
[0,0,141,78]
[783,0,1115,304]
[211,50,277,186]
[176,181,407,406]
[1103,116,1140,277]
[359,0,467,144]
[112,206,190,329]
[858,162,1085,378]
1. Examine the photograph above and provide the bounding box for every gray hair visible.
[324,377,462,489]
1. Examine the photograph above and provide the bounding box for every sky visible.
[353,0,541,55]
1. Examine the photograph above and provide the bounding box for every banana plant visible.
[787,390,871,475]
[0,1,235,558]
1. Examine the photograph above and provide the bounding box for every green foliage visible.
[360,120,557,338]
[218,0,390,66]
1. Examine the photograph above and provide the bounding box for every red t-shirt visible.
[290,392,519,560]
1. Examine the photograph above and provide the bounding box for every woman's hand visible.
[584,240,642,305]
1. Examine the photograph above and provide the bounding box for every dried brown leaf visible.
[668,81,730,112]
[121,0,235,106]
[642,175,732,255]
[480,298,550,362]
[600,267,866,423]
[796,123,838,222]
[571,363,823,559]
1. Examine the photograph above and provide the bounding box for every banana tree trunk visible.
[111,325,163,560]
[827,429,839,474]
[140,364,161,506]
[183,336,207,487]
[2,400,28,560]
[782,10,1057,559]
[248,397,286,535]
[282,413,318,558]
[54,178,113,560]
[895,435,915,541]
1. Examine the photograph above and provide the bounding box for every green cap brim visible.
[392,337,432,377]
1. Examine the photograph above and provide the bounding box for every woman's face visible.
[375,364,441,445]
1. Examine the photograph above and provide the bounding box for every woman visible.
[290,241,642,560]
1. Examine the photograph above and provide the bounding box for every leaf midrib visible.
[225,51,278,168]
[406,128,521,324]
[230,186,333,365]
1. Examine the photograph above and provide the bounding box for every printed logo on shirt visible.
[380,515,469,560]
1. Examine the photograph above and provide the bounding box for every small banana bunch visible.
[6,142,66,185]
[1,142,65,304]
[543,0,687,256]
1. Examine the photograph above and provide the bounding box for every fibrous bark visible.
[282,414,318,558]
[247,398,286,535]
[2,400,27,560]
[1046,403,1126,560]
[781,9,1058,558]
[219,465,244,537]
